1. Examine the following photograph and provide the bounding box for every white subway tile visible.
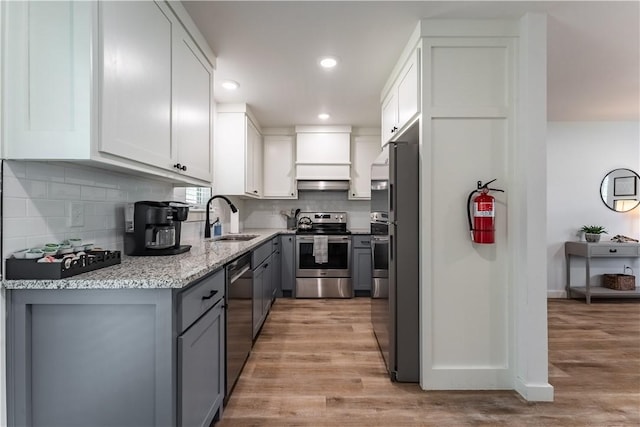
[46,217,72,238]
[4,177,48,199]
[4,217,47,238]
[27,199,66,217]
[4,161,26,178]
[48,182,81,200]
[64,166,96,186]
[85,215,107,231]
[4,237,28,258]
[4,198,27,218]
[25,162,66,183]
[81,186,107,201]
[105,188,126,201]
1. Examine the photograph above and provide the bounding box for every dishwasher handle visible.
[228,263,251,284]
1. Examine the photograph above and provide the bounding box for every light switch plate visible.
[70,202,84,227]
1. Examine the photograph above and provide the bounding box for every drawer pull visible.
[362,240,370,245]
[609,249,618,253]
[201,290,219,300]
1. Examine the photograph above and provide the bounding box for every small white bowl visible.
[67,238,83,246]
[25,249,44,259]
[12,249,29,259]
[83,243,94,251]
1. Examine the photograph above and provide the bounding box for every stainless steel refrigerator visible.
[370,125,420,382]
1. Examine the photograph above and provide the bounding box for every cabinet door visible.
[350,136,382,199]
[353,247,372,291]
[4,1,92,159]
[381,91,397,144]
[263,135,297,198]
[173,25,213,182]
[252,263,264,339]
[271,245,282,298]
[262,256,273,315]
[99,1,175,170]
[396,49,420,132]
[245,119,263,197]
[178,301,224,427]
[280,236,296,293]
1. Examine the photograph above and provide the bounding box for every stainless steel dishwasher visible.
[225,253,252,401]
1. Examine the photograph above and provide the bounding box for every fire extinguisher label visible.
[474,202,494,217]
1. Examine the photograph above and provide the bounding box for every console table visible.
[565,241,640,303]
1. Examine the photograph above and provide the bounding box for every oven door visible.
[296,235,351,277]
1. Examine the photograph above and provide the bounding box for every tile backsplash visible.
[243,190,371,230]
[2,160,372,261]
[2,160,178,258]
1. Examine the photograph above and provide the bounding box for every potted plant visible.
[580,225,608,243]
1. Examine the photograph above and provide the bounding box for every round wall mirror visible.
[600,168,640,212]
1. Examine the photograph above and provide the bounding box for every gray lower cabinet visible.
[178,293,224,427]
[7,269,225,427]
[252,241,273,339]
[280,235,296,296]
[353,235,372,295]
[271,238,282,299]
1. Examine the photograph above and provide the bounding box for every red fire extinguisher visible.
[467,179,504,244]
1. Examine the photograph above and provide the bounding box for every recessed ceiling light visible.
[319,57,338,69]
[318,113,330,120]
[221,80,239,90]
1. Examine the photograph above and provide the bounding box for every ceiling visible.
[183,1,640,128]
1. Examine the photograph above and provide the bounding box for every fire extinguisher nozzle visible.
[470,231,475,242]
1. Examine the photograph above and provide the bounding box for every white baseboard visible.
[515,378,554,401]
[547,290,566,299]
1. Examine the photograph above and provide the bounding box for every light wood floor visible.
[219,298,640,426]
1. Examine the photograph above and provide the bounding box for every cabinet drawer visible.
[590,246,639,257]
[252,241,272,267]
[178,269,225,333]
[353,235,371,248]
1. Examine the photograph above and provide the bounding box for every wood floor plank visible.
[218,298,640,426]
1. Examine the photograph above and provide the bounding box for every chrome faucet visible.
[204,195,238,238]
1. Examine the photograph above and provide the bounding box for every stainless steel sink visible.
[213,234,258,242]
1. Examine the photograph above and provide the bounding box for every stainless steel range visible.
[295,212,352,298]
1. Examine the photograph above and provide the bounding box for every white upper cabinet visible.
[173,25,214,182]
[99,1,174,170]
[2,0,215,185]
[295,126,351,180]
[263,135,297,199]
[214,104,263,198]
[349,135,382,200]
[381,48,420,145]
[245,119,263,197]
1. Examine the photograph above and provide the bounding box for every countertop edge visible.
[3,229,293,290]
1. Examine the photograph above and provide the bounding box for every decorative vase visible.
[585,233,601,243]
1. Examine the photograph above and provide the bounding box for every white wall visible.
[547,121,640,297]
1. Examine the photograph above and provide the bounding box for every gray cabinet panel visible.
[178,269,225,333]
[252,261,265,339]
[353,248,372,291]
[353,236,372,294]
[272,243,282,298]
[178,301,224,427]
[280,235,296,293]
[7,289,174,427]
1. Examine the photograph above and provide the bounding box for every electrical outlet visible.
[70,202,84,227]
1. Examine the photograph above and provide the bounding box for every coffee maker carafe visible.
[125,201,191,256]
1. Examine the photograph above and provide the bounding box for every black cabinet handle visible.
[362,241,370,245]
[291,193,294,196]
[609,249,618,253]
[202,289,218,300]
[253,190,258,194]
[173,163,187,171]
[263,263,269,269]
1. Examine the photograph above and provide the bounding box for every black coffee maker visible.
[124,201,191,256]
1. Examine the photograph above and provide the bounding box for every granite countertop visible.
[4,229,294,290]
